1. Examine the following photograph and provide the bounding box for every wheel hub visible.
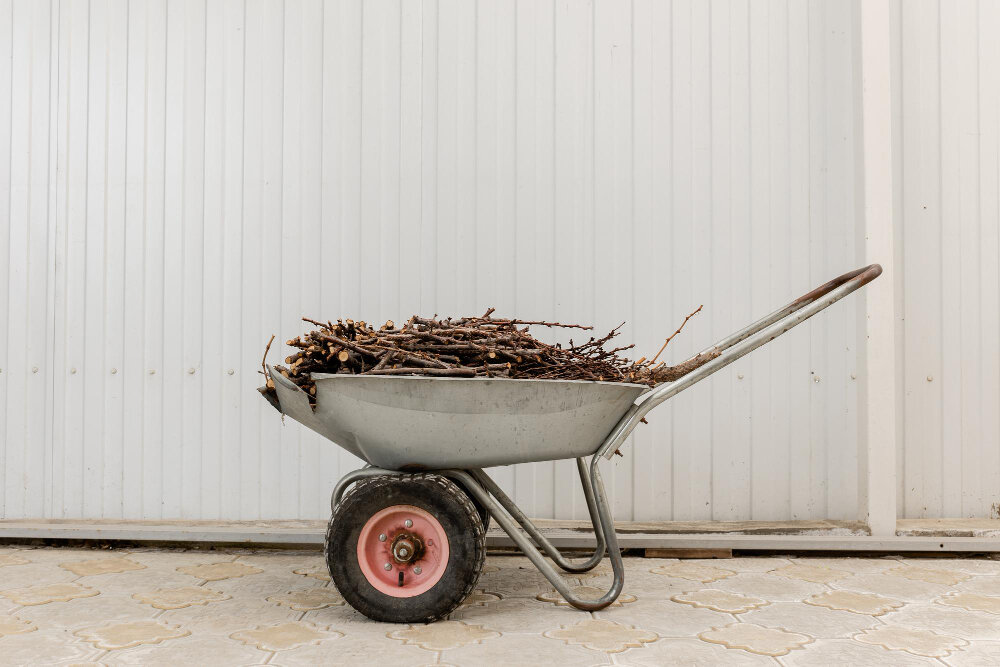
[356,504,450,598]
[390,533,424,564]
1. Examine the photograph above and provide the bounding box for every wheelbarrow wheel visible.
[454,479,490,533]
[326,473,486,623]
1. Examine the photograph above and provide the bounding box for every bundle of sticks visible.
[262,307,719,404]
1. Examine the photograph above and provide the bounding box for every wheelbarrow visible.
[261,264,882,622]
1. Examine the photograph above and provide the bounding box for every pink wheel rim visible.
[357,504,450,598]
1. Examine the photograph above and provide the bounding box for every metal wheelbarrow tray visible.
[263,264,882,623]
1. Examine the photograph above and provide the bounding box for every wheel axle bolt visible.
[404,519,413,528]
[383,562,392,571]
[378,533,386,542]
[413,566,422,575]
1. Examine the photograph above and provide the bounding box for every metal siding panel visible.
[896,0,1000,519]
[0,0,10,524]
[939,1,965,518]
[103,0,129,518]
[293,0,325,520]
[122,0,147,520]
[787,0,814,519]
[141,0,168,519]
[825,0,859,520]
[161,0,185,518]
[83,0,108,520]
[670,0,694,520]
[220,0,247,520]
[2,0,874,522]
[280,0,303,521]
[708,0,735,522]
[977,0,1000,521]
[201,0,227,519]
[258,0,284,519]
[632,0,655,521]
[722,0,753,521]
[747,0,775,519]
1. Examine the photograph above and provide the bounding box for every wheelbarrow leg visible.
[466,459,606,574]
[446,457,625,612]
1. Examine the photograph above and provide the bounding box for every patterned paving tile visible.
[0,553,30,568]
[133,586,231,610]
[670,589,769,614]
[797,557,899,574]
[943,640,1000,666]
[267,587,345,611]
[899,558,1000,576]
[60,556,146,577]
[230,621,341,651]
[157,597,301,636]
[698,622,813,657]
[277,634,438,665]
[957,575,1000,596]
[0,582,99,606]
[0,613,37,637]
[20,594,155,630]
[886,602,1000,641]
[713,572,828,602]
[805,590,904,616]
[0,629,103,664]
[834,571,952,602]
[291,564,331,581]
[103,634,266,665]
[937,591,1000,615]
[887,565,971,586]
[739,601,880,639]
[622,636,775,665]
[772,562,850,584]
[854,625,968,658]
[536,586,637,607]
[459,589,502,607]
[441,632,615,666]
[75,620,190,650]
[389,620,499,651]
[176,562,263,581]
[780,638,934,666]
[649,561,735,583]
[448,595,581,634]
[544,618,657,653]
[2,548,1000,666]
[593,597,728,637]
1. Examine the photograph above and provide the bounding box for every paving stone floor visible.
[1,546,999,665]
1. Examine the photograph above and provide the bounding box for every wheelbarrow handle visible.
[692,263,883,360]
[597,263,883,459]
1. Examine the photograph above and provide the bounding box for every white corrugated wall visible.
[893,0,1000,519]
[2,0,873,522]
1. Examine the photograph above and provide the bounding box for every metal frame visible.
[329,264,883,611]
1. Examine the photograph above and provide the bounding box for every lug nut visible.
[413,566,422,575]
[378,533,386,542]
[383,562,392,571]
[404,519,413,528]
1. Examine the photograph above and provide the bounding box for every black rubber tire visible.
[453,479,491,533]
[325,474,486,623]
